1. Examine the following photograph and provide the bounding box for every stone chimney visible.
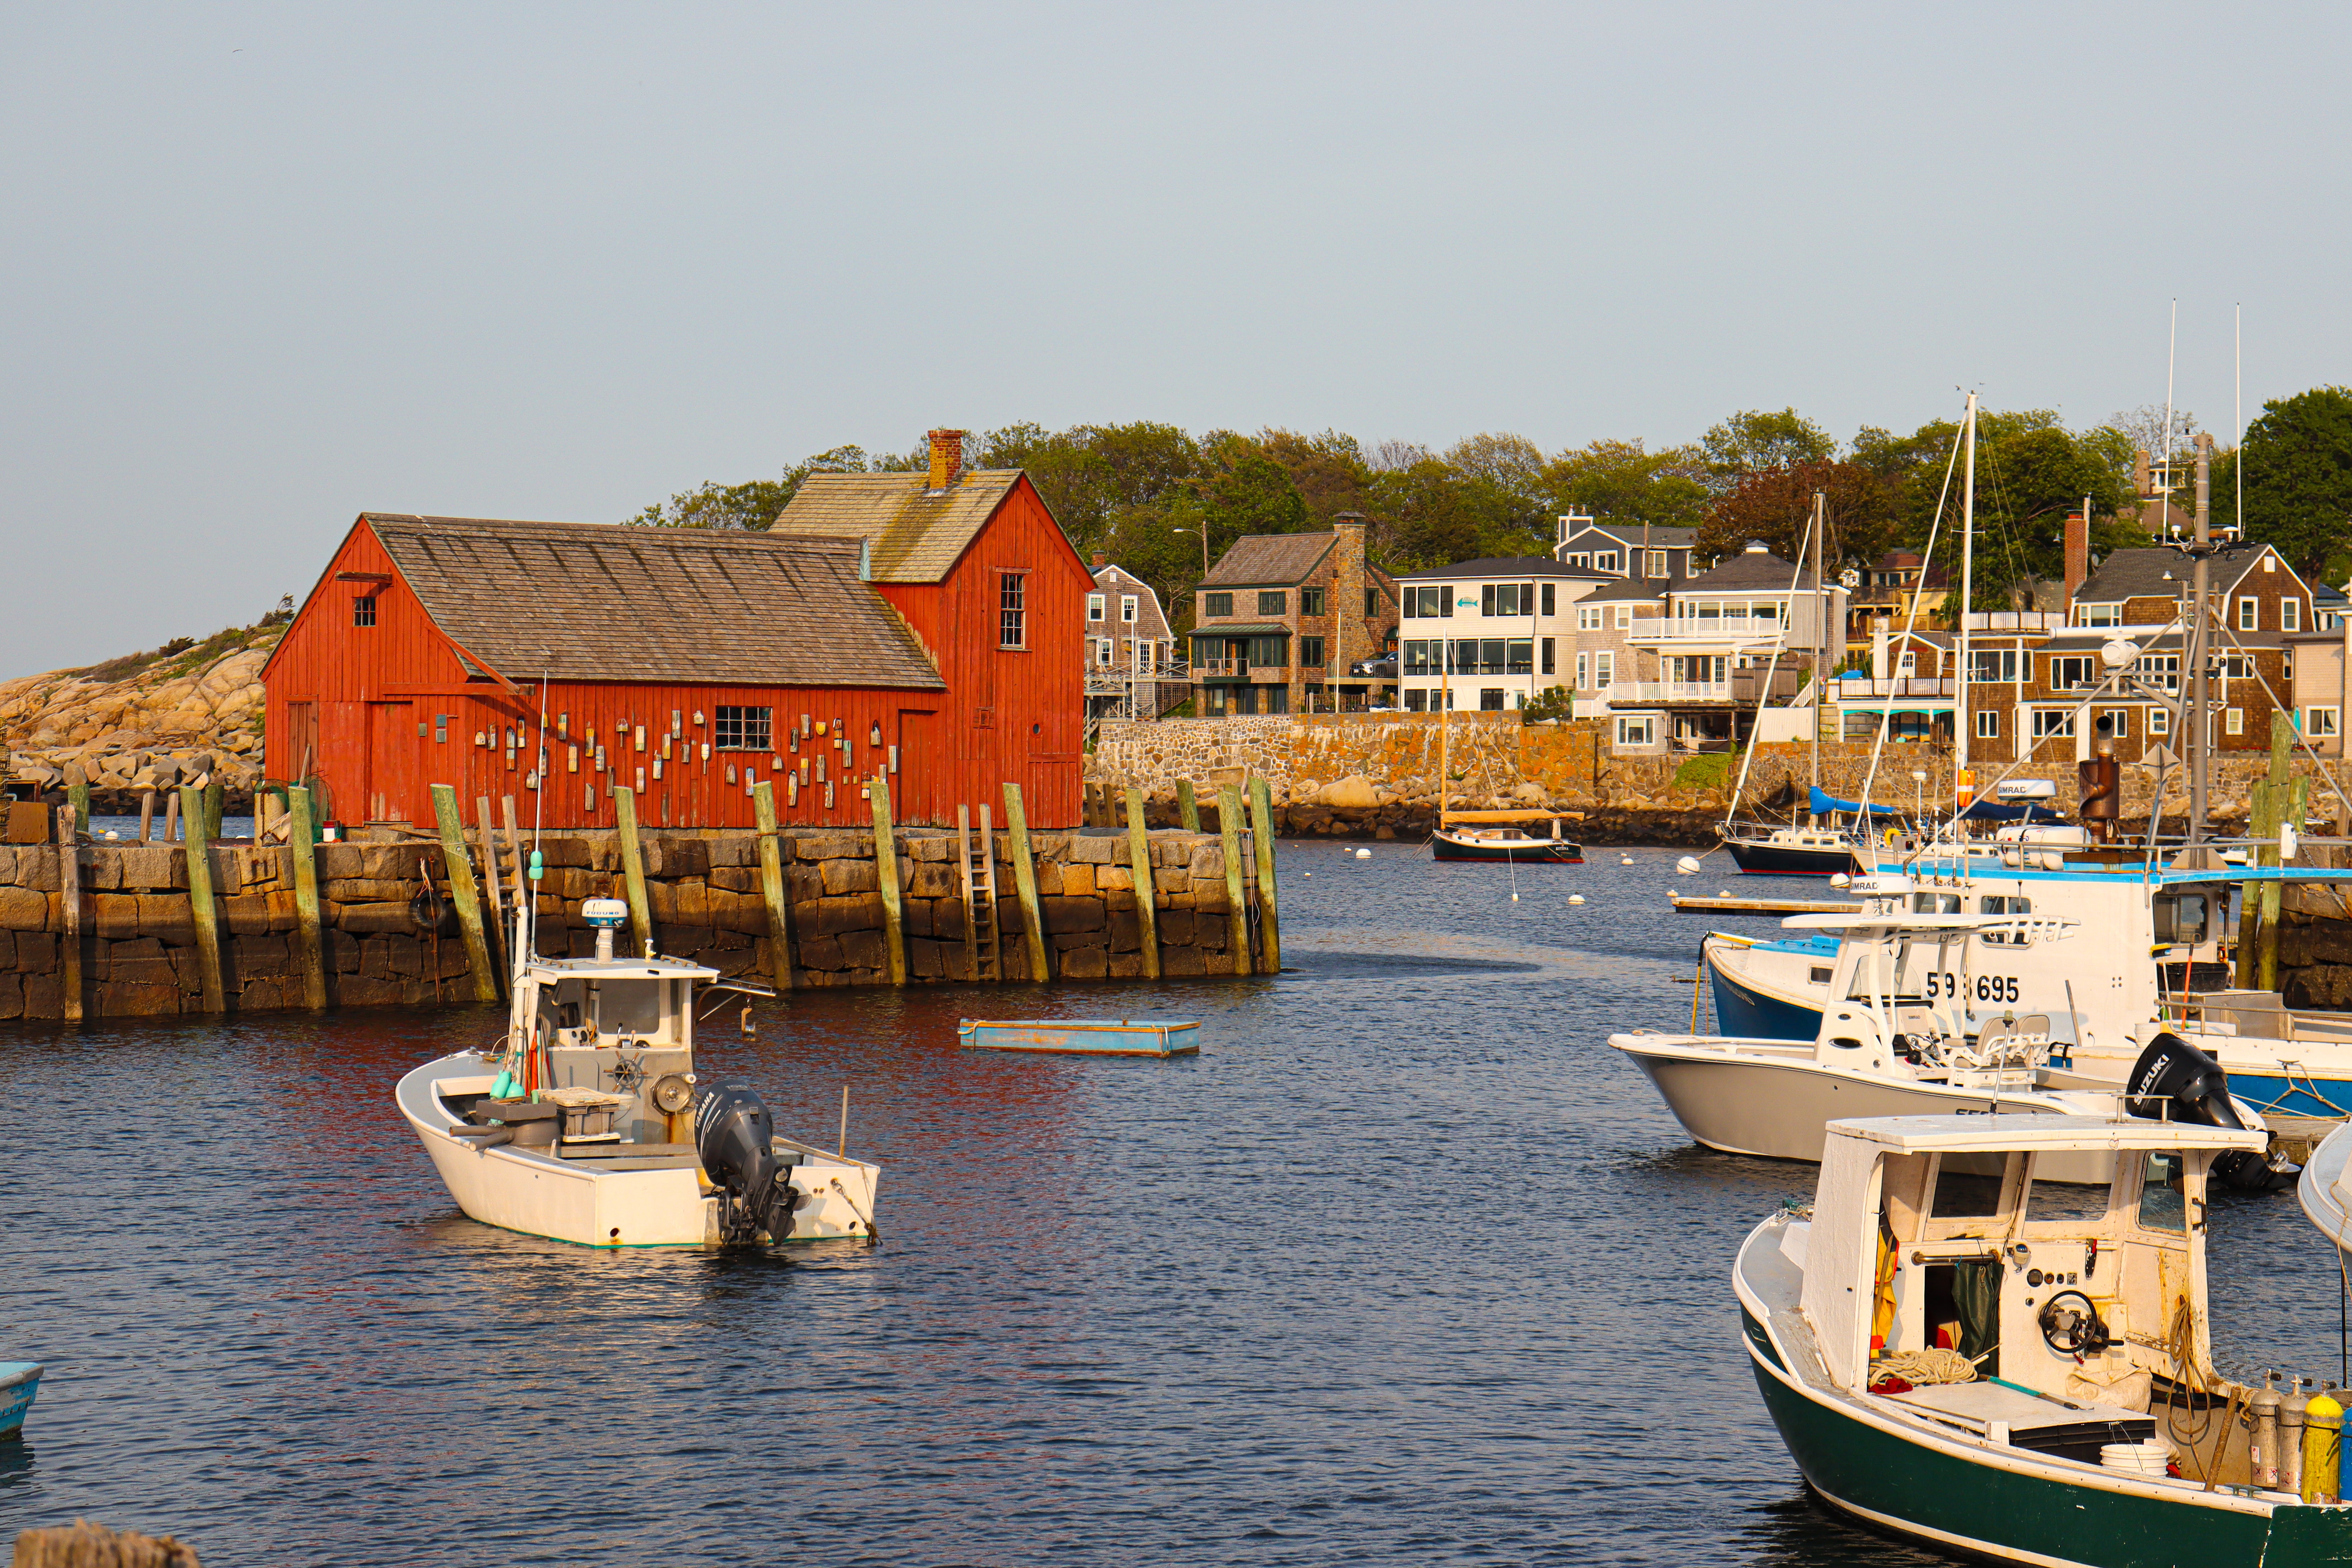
[2132,447,2152,499]
[2063,509,2089,610]
[927,428,967,492]
[1330,513,1370,671]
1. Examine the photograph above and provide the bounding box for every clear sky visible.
[4,3,2344,679]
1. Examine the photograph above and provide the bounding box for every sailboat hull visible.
[1431,832,1581,863]
[1721,837,1860,876]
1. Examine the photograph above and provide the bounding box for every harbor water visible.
[2,843,2342,1565]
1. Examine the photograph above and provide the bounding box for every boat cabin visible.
[1805,1115,2263,1449]
[508,954,717,1146]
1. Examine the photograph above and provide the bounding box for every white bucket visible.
[2098,1441,2171,1474]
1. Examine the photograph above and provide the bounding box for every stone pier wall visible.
[0,826,1262,1022]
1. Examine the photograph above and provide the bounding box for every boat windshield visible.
[2136,1151,2188,1234]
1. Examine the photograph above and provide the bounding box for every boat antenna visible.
[528,657,551,961]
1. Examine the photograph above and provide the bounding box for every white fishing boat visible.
[1738,1112,2352,1566]
[397,898,876,1247]
[1611,895,2294,1187]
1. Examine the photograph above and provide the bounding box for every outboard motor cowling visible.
[694,1081,806,1242]
[2124,1033,2296,1191]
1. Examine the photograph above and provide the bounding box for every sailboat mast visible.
[2189,432,2213,840]
[1956,393,1976,820]
[1810,489,1825,812]
[1440,627,1450,823]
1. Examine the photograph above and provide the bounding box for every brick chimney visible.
[1091,552,1107,568]
[2132,447,2151,498]
[927,428,967,491]
[2063,509,2089,610]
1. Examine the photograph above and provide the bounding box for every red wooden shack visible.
[262,435,1087,829]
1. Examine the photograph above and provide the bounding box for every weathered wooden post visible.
[611,784,653,958]
[475,793,508,988]
[138,790,156,843]
[2262,775,2307,992]
[1126,785,1161,979]
[1177,777,1200,833]
[430,784,498,1002]
[289,784,327,1010]
[1002,782,1051,982]
[162,790,180,844]
[63,764,90,844]
[1217,784,1252,976]
[870,773,907,986]
[501,795,528,939]
[58,804,83,1022]
[202,777,225,844]
[751,781,796,991]
[1247,775,1281,972]
[178,784,226,1012]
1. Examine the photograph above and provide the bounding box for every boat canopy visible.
[1958,796,2067,824]
[1807,785,1901,819]
[1822,1112,2265,1156]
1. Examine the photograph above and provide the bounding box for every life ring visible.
[1884,827,1900,846]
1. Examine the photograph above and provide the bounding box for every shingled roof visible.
[354,514,944,688]
[1202,532,1336,586]
[1680,545,1824,593]
[771,469,1026,583]
[2073,542,2284,605]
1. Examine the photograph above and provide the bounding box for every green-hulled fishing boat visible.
[1736,1113,2352,1565]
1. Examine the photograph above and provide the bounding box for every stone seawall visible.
[0,826,1264,1021]
[1095,716,2352,844]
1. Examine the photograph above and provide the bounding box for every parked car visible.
[1349,655,1397,679]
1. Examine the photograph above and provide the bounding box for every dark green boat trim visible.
[1742,1334,2352,1566]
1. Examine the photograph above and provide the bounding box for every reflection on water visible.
[0,843,2341,1564]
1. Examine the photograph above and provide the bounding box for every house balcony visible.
[1626,617,1788,649]
[1832,676,1955,700]
[1196,657,1291,683]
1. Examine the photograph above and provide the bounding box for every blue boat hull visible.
[1709,965,1823,1041]
[0,1363,40,1438]
[958,1019,1201,1056]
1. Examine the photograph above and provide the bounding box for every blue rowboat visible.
[957,1019,1200,1056]
[0,1362,41,1438]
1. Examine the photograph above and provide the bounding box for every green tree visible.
[1253,427,1376,522]
[1698,408,1838,489]
[1696,460,1898,570]
[1540,438,1710,532]
[2216,387,2352,578]
[627,444,884,530]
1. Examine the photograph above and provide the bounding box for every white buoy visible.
[1719,890,1731,897]
[1355,847,1372,859]
[1620,855,1634,865]
[1568,894,1586,905]
[103,830,120,840]
[1829,872,1851,888]
[1675,855,1702,875]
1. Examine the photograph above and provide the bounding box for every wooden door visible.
[897,709,938,825]
[281,701,319,787]
[365,701,419,822]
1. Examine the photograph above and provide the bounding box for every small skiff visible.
[0,1361,39,1438]
[959,1018,1200,1056]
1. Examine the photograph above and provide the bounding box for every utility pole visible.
[2189,432,2214,842]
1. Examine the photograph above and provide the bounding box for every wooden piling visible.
[1177,777,1200,832]
[1247,775,1281,973]
[751,781,796,991]
[870,773,907,986]
[1218,785,1252,976]
[202,777,224,844]
[58,804,83,1022]
[178,784,226,1012]
[501,795,528,938]
[137,790,156,843]
[475,793,508,989]
[162,790,179,844]
[430,784,498,1002]
[289,784,327,1009]
[611,784,653,958]
[2260,775,2307,993]
[1126,785,1160,979]
[1002,782,1051,982]
[64,768,90,844]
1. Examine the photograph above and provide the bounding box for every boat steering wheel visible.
[2037,1290,2111,1356]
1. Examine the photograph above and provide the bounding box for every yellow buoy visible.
[2304,1388,2342,1504]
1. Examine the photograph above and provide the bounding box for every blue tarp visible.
[1959,797,2068,824]
[1809,785,1902,818]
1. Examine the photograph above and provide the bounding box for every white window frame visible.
[2226,707,2245,735]
[1087,592,1105,621]
[1575,651,1590,690]
[2032,709,2075,739]
[1577,605,1603,631]
[2309,707,2341,737]
[2283,598,2301,631]
[1976,710,2000,739]
[1616,715,1655,747]
[1595,650,1614,688]
[2106,709,2129,738]
[1121,595,1138,623]
[2150,707,2170,735]
[2238,596,2259,630]
[2083,604,2121,627]
[1615,603,1633,630]
[1645,549,1668,578]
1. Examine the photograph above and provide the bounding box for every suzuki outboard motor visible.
[2124,1033,2297,1191]
[694,1081,806,1242]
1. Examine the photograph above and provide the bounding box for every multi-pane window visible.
[1246,635,1288,668]
[1096,639,1114,666]
[1404,641,1433,676]
[2136,654,2181,691]
[2283,599,2302,631]
[1483,583,1536,616]
[1087,592,1106,621]
[1258,590,1287,616]
[2031,709,2075,738]
[2309,708,2341,737]
[1506,640,1534,674]
[2226,708,2245,735]
[1402,586,1451,618]
[2082,604,2121,627]
[2238,597,2259,630]
[1299,587,1326,616]
[1578,606,1603,630]
[353,596,377,627]
[2106,709,2129,737]
[1615,604,1633,630]
[1365,587,1379,616]
[2150,707,2169,735]
[1576,651,1590,689]
[1299,636,1326,668]
[1541,583,1556,616]
[2220,653,2254,680]
[1593,650,1613,687]
[715,705,773,750]
[1645,550,1668,578]
[1595,552,1620,572]
[1000,572,1028,647]
[1617,716,1655,746]
[1976,710,2000,738]
[2048,656,2095,690]
[1969,649,2017,683]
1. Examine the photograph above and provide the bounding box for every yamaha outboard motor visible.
[2124,1033,2297,1191]
[694,1081,806,1242]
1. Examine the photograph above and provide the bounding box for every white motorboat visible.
[397,899,876,1248]
[1613,902,2293,1187]
[1736,1112,2352,1566]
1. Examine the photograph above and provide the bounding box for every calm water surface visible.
[3,843,2341,1565]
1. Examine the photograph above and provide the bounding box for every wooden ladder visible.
[957,803,1004,984]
